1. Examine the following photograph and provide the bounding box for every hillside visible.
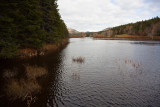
[68,28,79,34]
[0,0,69,58]
[68,28,86,38]
[98,17,160,37]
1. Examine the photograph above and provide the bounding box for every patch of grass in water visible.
[25,65,48,80]
[6,79,41,101]
[4,65,48,106]
[72,57,85,63]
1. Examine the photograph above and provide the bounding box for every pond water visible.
[0,38,160,107]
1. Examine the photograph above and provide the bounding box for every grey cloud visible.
[58,0,160,32]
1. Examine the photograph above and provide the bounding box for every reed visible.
[6,79,41,101]
[3,65,48,107]
[93,34,160,40]
[72,57,85,63]
[124,59,140,69]
[70,35,85,38]
[93,35,108,38]
[25,65,48,80]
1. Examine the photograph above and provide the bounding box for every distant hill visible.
[68,28,79,34]
[68,28,87,38]
[89,16,160,37]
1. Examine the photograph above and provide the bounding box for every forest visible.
[0,0,69,58]
[98,17,160,37]
[111,16,160,36]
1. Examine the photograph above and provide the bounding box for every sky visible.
[57,0,160,32]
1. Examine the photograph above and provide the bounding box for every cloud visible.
[57,0,160,32]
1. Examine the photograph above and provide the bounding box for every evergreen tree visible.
[0,0,69,58]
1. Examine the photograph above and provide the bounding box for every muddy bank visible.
[18,39,69,58]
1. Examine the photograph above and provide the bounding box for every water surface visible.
[0,38,160,107]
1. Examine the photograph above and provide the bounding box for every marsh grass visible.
[72,57,85,63]
[93,35,107,38]
[124,59,140,69]
[4,65,48,107]
[6,79,41,101]
[25,65,48,80]
[93,34,160,40]
[43,39,69,53]
[18,39,68,58]
[70,35,85,38]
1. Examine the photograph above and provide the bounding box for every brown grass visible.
[25,65,48,80]
[124,59,140,69]
[72,57,85,63]
[43,39,69,52]
[115,34,139,38]
[18,48,38,57]
[43,44,58,52]
[115,34,152,40]
[3,65,49,106]
[70,35,85,38]
[93,35,110,38]
[93,34,160,40]
[6,79,41,101]
[60,39,69,47]
[4,65,48,101]
[151,36,160,40]
[18,39,69,57]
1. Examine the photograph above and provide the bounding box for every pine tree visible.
[0,0,69,58]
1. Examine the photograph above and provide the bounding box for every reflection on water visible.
[0,48,64,107]
[1,38,160,107]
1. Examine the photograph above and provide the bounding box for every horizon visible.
[58,0,160,32]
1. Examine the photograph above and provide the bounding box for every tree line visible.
[0,0,69,58]
[111,16,160,36]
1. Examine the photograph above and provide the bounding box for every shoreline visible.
[92,35,160,41]
[18,39,69,58]
[93,37,160,41]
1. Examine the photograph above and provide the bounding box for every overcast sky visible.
[57,0,160,32]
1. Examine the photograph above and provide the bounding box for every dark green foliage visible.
[0,41,18,58]
[0,0,69,58]
[40,0,68,43]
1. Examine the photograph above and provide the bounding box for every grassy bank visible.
[69,35,85,38]
[93,34,160,41]
[18,39,69,58]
